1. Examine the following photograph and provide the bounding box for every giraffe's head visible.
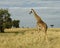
[29,9,33,14]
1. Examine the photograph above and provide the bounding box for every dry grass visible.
[0,28,60,48]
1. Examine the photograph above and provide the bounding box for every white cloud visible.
[0,1,24,7]
[0,0,60,8]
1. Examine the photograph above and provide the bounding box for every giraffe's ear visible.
[29,11,32,14]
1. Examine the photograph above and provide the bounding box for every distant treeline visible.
[0,9,20,32]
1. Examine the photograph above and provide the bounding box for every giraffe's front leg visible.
[36,23,41,33]
[37,26,41,33]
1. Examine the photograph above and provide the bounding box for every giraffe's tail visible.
[45,24,48,35]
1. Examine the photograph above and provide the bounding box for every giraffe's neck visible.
[32,9,42,22]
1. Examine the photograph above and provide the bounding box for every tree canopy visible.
[0,9,20,32]
[12,20,20,28]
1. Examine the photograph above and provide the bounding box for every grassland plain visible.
[0,28,60,48]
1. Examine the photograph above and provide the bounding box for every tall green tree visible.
[0,9,12,32]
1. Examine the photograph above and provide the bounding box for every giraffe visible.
[29,9,48,36]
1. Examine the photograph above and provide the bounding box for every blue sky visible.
[0,0,60,28]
